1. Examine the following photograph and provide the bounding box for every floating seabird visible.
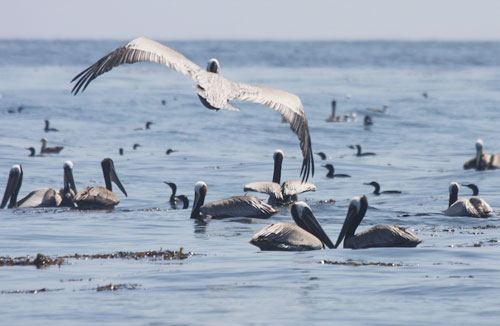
[133,144,141,150]
[40,138,64,154]
[164,182,189,209]
[134,121,153,131]
[315,152,327,160]
[74,158,127,209]
[349,144,375,156]
[364,115,373,126]
[119,148,124,155]
[363,181,401,195]
[461,183,479,196]
[190,181,276,219]
[71,37,314,181]
[249,201,335,251]
[335,196,421,249]
[26,147,43,157]
[166,149,178,155]
[326,100,343,122]
[7,106,23,114]
[44,120,59,132]
[244,150,316,206]
[463,139,500,170]
[1,163,76,209]
[444,182,491,218]
[322,164,350,178]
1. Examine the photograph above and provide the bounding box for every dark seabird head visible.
[133,144,141,150]
[461,183,479,196]
[26,147,36,157]
[315,152,327,160]
[119,148,124,155]
[322,164,334,177]
[101,158,127,197]
[364,115,373,126]
[363,181,381,195]
[161,99,166,105]
[145,121,153,129]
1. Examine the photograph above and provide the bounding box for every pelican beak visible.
[1,166,21,208]
[334,203,358,248]
[292,204,334,249]
[110,164,127,197]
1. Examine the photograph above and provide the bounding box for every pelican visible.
[444,182,492,218]
[44,120,59,132]
[74,158,127,209]
[40,138,63,154]
[250,201,334,251]
[164,182,189,209]
[244,150,316,206]
[1,162,77,209]
[463,139,500,170]
[326,100,343,122]
[349,144,375,156]
[335,196,421,249]
[71,37,314,181]
[190,181,276,219]
[364,181,401,195]
[462,183,479,196]
[134,121,153,131]
[322,164,350,178]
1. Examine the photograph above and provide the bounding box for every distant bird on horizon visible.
[134,121,154,131]
[326,99,343,122]
[133,144,141,150]
[26,147,42,157]
[364,115,373,126]
[463,139,500,171]
[349,144,375,156]
[119,148,124,155]
[363,181,401,195]
[70,37,314,181]
[166,149,178,155]
[44,120,59,132]
[7,106,23,114]
[322,164,350,178]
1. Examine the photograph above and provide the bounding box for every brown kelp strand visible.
[320,259,404,267]
[96,283,139,292]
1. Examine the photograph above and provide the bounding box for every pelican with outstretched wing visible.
[71,37,314,181]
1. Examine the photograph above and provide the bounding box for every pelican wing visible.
[281,180,316,196]
[346,225,421,249]
[74,186,120,208]
[201,195,277,219]
[71,37,202,94]
[17,188,61,208]
[250,222,324,251]
[243,182,283,200]
[229,84,314,181]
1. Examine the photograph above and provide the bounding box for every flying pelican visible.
[461,183,479,196]
[322,164,350,178]
[134,121,153,131]
[363,181,401,195]
[335,196,421,249]
[444,182,492,218]
[1,162,77,209]
[70,37,314,181]
[349,144,375,156]
[463,139,500,170]
[190,181,276,219]
[40,138,64,154]
[326,100,343,122]
[44,120,59,132]
[74,158,127,209]
[250,201,335,251]
[164,182,189,209]
[244,150,316,206]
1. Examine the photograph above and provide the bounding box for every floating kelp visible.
[0,287,64,294]
[320,259,403,267]
[0,248,192,269]
[96,283,139,292]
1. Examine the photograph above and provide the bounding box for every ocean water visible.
[1,40,500,325]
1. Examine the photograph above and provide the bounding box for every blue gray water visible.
[1,40,500,325]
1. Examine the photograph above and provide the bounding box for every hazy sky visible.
[2,0,500,40]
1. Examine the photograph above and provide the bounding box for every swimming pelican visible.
[461,183,479,196]
[191,181,276,219]
[244,150,316,206]
[1,162,76,209]
[40,138,64,154]
[363,181,401,195]
[134,121,153,131]
[349,144,375,156]
[444,182,492,218]
[322,164,350,178]
[71,37,314,181]
[44,120,59,132]
[250,201,335,251]
[164,182,189,209]
[335,196,421,249]
[74,158,127,209]
[463,139,500,170]
[326,100,343,122]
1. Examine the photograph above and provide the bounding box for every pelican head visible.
[272,150,284,184]
[475,139,484,152]
[101,158,127,197]
[334,196,368,248]
[291,201,334,249]
[206,58,220,73]
[1,165,23,209]
[191,181,208,218]
[448,182,460,207]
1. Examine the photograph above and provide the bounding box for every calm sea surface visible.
[1,40,500,325]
